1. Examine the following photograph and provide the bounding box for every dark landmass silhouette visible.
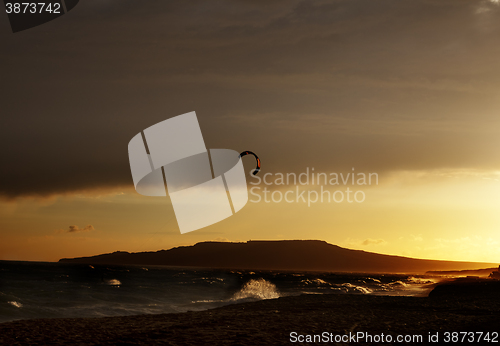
[59,240,498,274]
[429,277,500,299]
[426,268,497,277]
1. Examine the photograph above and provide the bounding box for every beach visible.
[1,281,499,346]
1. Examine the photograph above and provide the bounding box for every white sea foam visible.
[301,278,330,285]
[231,278,280,300]
[192,299,221,303]
[313,278,329,285]
[106,279,121,286]
[406,277,435,284]
[8,301,23,308]
[338,283,373,294]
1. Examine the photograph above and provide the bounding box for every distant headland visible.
[59,240,499,274]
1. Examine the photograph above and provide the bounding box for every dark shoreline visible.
[1,282,499,346]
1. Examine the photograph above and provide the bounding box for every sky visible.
[1,0,500,263]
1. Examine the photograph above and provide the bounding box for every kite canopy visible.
[239,151,261,175]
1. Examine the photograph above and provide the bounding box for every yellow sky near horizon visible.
[1,0,500,264]
[1,168,499,263]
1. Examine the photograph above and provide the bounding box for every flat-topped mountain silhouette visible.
[59,240,498,274]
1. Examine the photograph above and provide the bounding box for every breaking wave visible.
[338,283,373,294]
[231,278,280,300]
[106,279,121,286]
[301,278,330,285]
[8,301,23,308]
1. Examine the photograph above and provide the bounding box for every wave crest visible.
[231,278,280,300]
[106,279,121,286]
[8,301,23,308]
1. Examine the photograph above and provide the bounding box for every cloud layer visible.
[1,0,500,198]
[66,225,95,233]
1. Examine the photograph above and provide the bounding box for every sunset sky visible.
[1,0,500,263]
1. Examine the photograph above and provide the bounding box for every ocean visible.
[0,261,438,323]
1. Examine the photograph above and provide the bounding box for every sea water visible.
[0,261,438,323]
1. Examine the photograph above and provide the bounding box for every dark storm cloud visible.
[1,0,500,198]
